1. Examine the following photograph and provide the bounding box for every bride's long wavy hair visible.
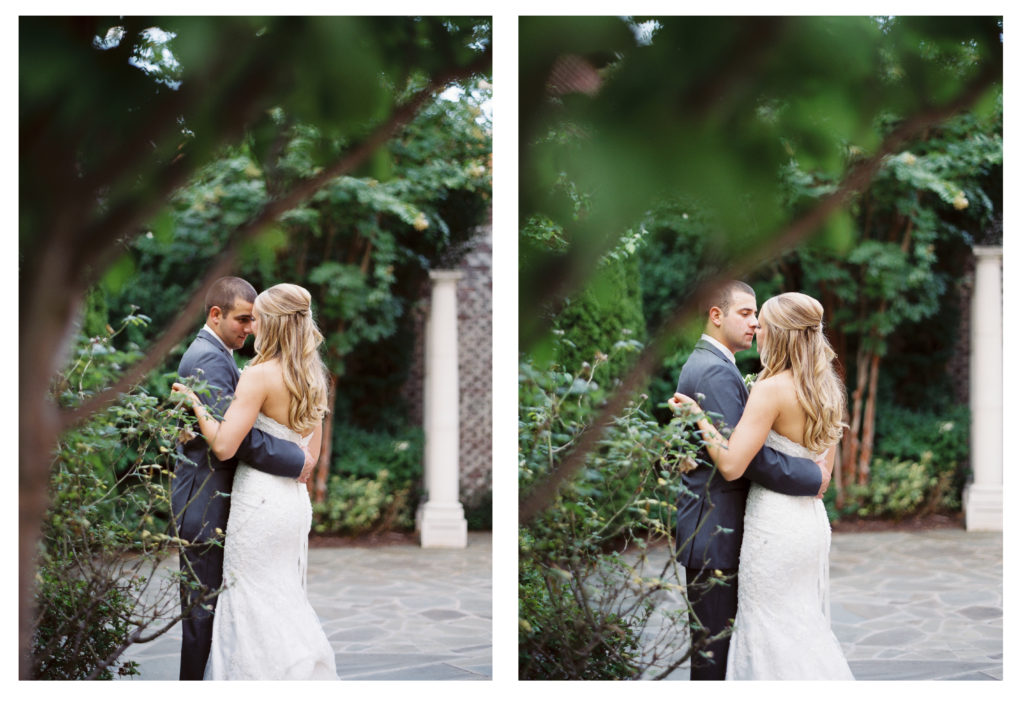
[251,283,329,434]
[757,292,846,453]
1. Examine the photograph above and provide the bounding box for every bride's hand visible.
[171,382,199,409]
[670,392,702,417]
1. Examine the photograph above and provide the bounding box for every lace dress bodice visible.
[763,429,820,460]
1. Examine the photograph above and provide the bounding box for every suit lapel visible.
[695,339,748,399]
[197,328,240,381]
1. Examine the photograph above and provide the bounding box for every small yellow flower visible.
[413,213,429,231]
[953,191,969,210]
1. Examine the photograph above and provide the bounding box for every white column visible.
[419,270,468,547]
[964,246,1002,531]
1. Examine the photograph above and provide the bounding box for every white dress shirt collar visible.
[203,324,233,355]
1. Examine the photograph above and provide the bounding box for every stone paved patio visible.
[641,528,1002,680]
[119,531,491,680]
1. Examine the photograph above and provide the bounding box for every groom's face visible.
[210,297,255,350]
[719,291,759,354]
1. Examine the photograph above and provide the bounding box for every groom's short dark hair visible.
[704,280,755,317]
[205,276,257,315]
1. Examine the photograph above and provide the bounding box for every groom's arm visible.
[744,447,822,497]
[182,349,304,480]
[691,365,821,497]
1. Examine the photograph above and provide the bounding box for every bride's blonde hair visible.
[252,283,329,434]
[757,292,846,453]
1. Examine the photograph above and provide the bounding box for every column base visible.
[963,483,1002,531]
[418,501,468,548]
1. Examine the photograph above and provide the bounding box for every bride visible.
[671,291,853,680]
[173,282,339,680]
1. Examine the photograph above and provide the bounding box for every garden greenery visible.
[34,312,197,679]
[519,340,721,680]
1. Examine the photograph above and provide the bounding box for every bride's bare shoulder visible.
[752,371,797,404]
[754,370,793,390]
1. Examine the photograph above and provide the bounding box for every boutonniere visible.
[743,373,757,391]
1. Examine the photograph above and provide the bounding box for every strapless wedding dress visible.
[725,430,853,680]
[204,413,338,680]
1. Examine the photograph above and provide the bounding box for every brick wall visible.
[403,221,492,507]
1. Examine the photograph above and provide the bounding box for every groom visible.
[171,276,315,680]
[671,280,827,680]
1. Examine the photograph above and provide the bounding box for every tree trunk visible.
[857,351,881,485]
[842,347,869,488]
[833,440,845,508]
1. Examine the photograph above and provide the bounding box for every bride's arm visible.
[673,381,779,481]
[173,366,268,461]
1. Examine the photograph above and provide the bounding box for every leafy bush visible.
[312,471,414,534]
[311,424,423,535]
[33,312,195,679]
[331,424,424,484]
[519,530,644,680]
[519,346,711,680]
[826,402,969,521]
[464,491,492,531]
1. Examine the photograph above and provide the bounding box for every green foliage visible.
[97,46,492,531]
[310,424,424,535]
[464,491,493,531]
[109,77,491,436]
[844,456,942,519]
[554,249,647,386]
[519,530,643,680]
[519,345,707,679]
[826,402,970,521]
[312,471,414,535]
[34,313,193,679]
[330,424,425,483]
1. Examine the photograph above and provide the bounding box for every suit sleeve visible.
[179,347,305,479]
[689,364,821,497]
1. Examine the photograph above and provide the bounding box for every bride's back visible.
[249,359,311,437]
[757,371,810,448]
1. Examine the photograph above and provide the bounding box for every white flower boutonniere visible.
[743,373,757,391]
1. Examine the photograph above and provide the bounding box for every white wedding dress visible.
[725,430,854,680]
[205,413,339,680]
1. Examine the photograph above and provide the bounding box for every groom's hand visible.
[814,454,831,499]
[298,445,316,484]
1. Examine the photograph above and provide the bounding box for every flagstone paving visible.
[118,531,492,681]
[643,528,1002,680]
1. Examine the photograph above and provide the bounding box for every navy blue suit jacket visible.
[674,339,821,570]
[170,328,304,545]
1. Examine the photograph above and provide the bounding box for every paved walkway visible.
[118,532,491,680]
[643,528,1002,680]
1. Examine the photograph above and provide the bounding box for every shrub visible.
[33,312,195,679]
[827,402,969,521]
[313,424,424,535]
[464,491,492,531]
[519,345,712,680]
[312,471,414,534]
